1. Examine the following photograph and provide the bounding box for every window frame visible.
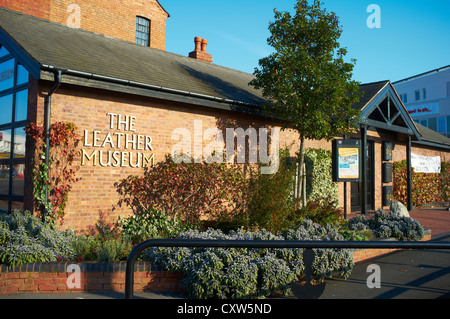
[135,16,151,47]
[0,45,29,212]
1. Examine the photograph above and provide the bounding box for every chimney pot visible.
[201,39,208,52]
[188,36,213,63]
[194,36,202,51]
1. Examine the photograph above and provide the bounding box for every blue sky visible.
[162,0,450,84]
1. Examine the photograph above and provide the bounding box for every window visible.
[415,90,420,101]
[400,94,407,103]
[438,117,445,134]
[0,44,29,212]
[422,88,427,100]
[447,116,450,137]
[135,16,151,46]
[428,118,437,132]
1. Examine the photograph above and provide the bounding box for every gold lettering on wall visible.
[81,113,155,168]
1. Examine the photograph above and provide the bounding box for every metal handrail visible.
[125,239,450,299]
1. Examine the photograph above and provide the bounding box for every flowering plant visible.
[25,122,81,227]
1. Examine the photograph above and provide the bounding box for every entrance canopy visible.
[355,81,420,139]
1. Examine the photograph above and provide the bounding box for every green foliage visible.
[0,210,77,268]
[250,0,361,139]
[96,236,132,262]
[146,220,353,299]
[304,148,339,206]
[118,208,188,244]
[70,235,98,262]
[294,198,342,227]
[243,149,296,233]
[393,160,449,207]
[250,0,361,207]
[348,210,424,241]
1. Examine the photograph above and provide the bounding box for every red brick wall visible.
[0,0,168,50]
[27,82,449,232]
[0,262,183,295]
[0,0,50,19]
[35,84,296,232]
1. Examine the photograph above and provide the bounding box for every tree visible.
[250,0,362,206]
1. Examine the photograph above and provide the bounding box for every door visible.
[351,140,375,212]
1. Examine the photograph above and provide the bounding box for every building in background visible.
[393,65,450,138]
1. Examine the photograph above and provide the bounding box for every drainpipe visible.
[42,69,62,218]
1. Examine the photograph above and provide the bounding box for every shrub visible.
[96,236,132,262]
[145,220,353,299]
[0,210,77,267]
[348,210,424,241]
[118,208,187,244]
[292,197,343,227]
[115,154,246,227]
[243,148,296,232]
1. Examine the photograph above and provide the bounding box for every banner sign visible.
[411,153,441,173]
[406,102,439,118]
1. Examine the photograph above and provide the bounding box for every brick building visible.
[0,2,449,232]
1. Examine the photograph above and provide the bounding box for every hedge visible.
[393,161,449,207]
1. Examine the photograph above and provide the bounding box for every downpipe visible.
[42,69,63,219]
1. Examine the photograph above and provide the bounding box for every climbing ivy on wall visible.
[393,160,449,207]
[25,122,81,228]
[304,148,339,207]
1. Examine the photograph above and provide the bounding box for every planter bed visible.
[0,230,431,296]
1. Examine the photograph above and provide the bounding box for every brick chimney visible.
[189,36,213,63]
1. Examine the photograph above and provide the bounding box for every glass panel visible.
[0,45,9,58]
[447,116,450,134]
[0,94,13,125]
[428,118,437,131]
[12,127,26,160]
[16,64,29,86]
[0,128,12,205]
[12,163,25,197]
[438,117,445,133]
[0,58,15,92]
[15,89,28,122]
[0,129,12,162]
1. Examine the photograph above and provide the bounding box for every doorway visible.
[351,140,375,212]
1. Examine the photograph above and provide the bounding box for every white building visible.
[393,65,450,138]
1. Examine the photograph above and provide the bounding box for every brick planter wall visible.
[0,232,431,296]
[0,262,182,295]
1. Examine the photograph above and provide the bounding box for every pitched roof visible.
[414,122,450,148]
[352,80,390,110]
[0,6,266,109]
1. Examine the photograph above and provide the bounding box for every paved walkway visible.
[409,206,450,239]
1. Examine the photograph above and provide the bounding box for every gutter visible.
[43,69,62,217]
[40,64,259,109]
